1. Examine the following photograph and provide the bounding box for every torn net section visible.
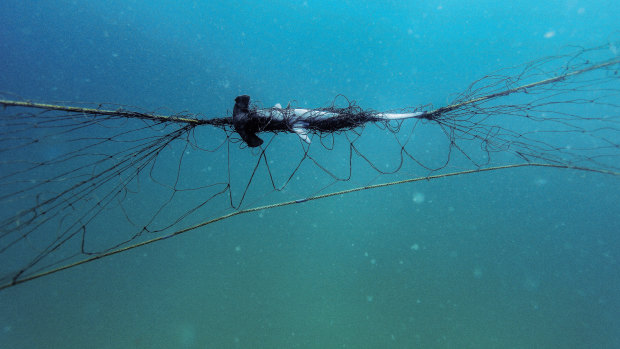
[0,105,234,285]
[0,43,619,287]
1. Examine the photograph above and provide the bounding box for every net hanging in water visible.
[1,43,619,290]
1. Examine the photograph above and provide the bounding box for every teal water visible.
[1,1,620,348]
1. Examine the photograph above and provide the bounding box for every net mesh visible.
[1,44,619,289]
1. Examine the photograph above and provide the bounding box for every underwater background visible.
[1,0,620,348]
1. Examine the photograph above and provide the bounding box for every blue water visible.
[1,1,620,348]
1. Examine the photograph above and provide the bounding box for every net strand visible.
[1,162,617,291]
[1,43,619,290]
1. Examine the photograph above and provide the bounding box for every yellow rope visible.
[0,99,204,125]
[424,58,620,116]
[2,57,619,125]
[2,162,618,291]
